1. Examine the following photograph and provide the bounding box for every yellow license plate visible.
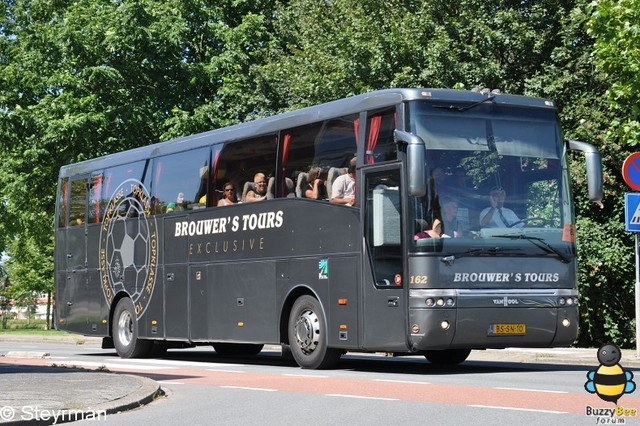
[490,323,526,335]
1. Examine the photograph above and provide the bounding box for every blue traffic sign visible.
[625,193,640,232]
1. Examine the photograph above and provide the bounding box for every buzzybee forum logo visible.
[585,343,636,404]
[99,179,158,317]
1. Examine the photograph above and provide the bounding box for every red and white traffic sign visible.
[622,152,640,191]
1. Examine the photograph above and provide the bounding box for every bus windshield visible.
[407,100,575,259]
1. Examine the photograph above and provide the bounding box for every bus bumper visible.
[408,289,579,350]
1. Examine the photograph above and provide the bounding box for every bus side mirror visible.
[568,140,603,203]
[394,130,426,197]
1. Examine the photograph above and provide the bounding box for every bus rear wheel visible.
[213,343,264,356]
[112,298,151,359]
[288,295,340,369]
[424,349,471,365]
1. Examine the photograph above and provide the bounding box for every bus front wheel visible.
[112,298,151,359]
[424,349,471,365]
[288,295,341,369]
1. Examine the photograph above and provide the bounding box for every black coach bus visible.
[54,88,603,369]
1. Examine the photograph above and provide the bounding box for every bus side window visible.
[282,114,358,199]
[215,135,277,201]
[69,179,87,226]
[100,161,147,216]
[152,147,210,213]
[365,108,397,164]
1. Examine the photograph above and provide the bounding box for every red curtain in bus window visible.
[60,179,69,227]
[367,115,382,164]
[211,147,222,204]
[281,133,291,168]
[92,175,103,223]
[212,147,222,180]
[354,117,359,145]
[280,133,291,195]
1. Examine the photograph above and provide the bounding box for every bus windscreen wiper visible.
[432,94,496,112]
[441,246,521,265]
[492,234,571,263]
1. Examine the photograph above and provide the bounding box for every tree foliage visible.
[0,0,637,346]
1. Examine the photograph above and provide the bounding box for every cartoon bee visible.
[585,343,636,404]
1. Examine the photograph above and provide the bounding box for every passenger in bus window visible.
[176,192,185,210]
[414,218,443,239]
[245,173,268,202]
[479,187,521,228]
[217,182,237,206]
[305,166,327,200]
[330,158,356,206]
[166,202,176,213]
[440,196,463,237]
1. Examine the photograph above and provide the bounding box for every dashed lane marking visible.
[326,394,399,401]
[493,387,568,394]
[469,405,567,414]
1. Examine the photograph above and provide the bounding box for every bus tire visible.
[212,343,264,356]
[424,349,471,365]
[112,298,151,359]
[288,295,340,369]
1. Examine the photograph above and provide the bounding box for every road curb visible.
[92,374,163,416]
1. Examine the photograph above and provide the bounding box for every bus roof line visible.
[59,88,555,178]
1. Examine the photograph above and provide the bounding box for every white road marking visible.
[373,379,430,385]
[107,358,238,368]
[493,387,568,394]
[282,373,328,378]
[51,360,175,370]
[469,405,567,414]
[326,394,399,401]
[220,386,277,392]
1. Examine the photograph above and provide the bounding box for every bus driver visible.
[479,187,521,228]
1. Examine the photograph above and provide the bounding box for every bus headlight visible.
[424,297,455,307]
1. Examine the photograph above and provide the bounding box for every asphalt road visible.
[2,338,640,425]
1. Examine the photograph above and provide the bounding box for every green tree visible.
[589,0,640,149]
[0,0,635,347]
[267,0,636,347]
[0,0,281,304]
[577,0,640,347]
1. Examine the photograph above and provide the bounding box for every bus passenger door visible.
[60,177,89,334]
[361,166,408,351]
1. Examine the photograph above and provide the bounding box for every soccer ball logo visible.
[99,179,157,317]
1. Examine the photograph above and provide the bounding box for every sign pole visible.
[636,233,640,358]
[620,156,640,357]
